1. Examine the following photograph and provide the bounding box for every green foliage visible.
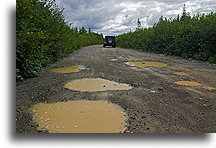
[116,10,216,63]
[16,0,103,80]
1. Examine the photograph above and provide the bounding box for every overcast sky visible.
[56,0,216,36]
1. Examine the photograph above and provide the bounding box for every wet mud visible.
[30,100,127,133]
[126,61,167,67]
[49,65,84,73]
[64,78,133,92]
[174,72,189,75]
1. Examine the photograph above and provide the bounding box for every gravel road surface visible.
[16,45,215,133]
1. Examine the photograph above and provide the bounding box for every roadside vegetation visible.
[16,0,103,80]
[116,6,216,63]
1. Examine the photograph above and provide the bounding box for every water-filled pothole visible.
[174,72,189,76]
[129,58,141,60]
[175,81,215,90]
[49,65,85,73]
[126,61,167,67]
[175,81,202,86]
[64,78,132,92]
[202,85,215,90]
[30,100,127,133]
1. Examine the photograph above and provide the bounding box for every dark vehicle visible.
[103,36,116,48]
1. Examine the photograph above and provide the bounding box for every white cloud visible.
[56,0,216,36]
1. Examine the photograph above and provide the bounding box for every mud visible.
[64,78,132,92]
[126,61,167,67]
[174,72,189,75]
[49,65,84,73]
[129,58,141,60]
[175,81,215,90]
[30,100,127,133]
[175,81,202,86]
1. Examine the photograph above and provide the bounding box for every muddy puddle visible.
[126,61,167,67]
[30,100,127,133]
[175,81,202,86]
[175,81,215,90]
[129,57,141,60]
[202,85,215,90]
[174,72,189,76]
[64,78,132,92]
[49,65,85,73]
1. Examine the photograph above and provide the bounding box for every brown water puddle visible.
[175,81,202,86]
[174,72,189,76]
[127,61,167,67]
[175,81,215,90]
[64,78,132,92]
[30,100,127,133]
[201,85,215,90]
[130,58,141,60]
[49,65,84,73]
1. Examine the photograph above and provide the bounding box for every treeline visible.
[116,8,216,63]
[16,0,103,80]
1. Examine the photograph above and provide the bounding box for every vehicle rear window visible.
[105,36,115,40]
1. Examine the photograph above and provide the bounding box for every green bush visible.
[16,0,103,80]
[116,10,216,63]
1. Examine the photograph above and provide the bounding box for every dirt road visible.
[16,45,215,133]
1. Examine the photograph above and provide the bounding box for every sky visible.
[56,0,216,36]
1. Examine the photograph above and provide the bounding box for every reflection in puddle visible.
[64,78,132,92]
[127,61,167,67]
[175,81,215,90]
[174,72,189,76]
[49,65,84,73]
[30,100,127,133]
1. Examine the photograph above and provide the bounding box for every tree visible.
[136,18,141,30]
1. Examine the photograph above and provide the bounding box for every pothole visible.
[64,78,133,92]
[49,65,85,73]
[30,100,127,133]
[175,81,215,90]
[201,85,215,90]
[126,61,167,67]
[129,58,141,60]
[174,72,189,76]
[175,81,202,86]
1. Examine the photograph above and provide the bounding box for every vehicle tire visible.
[103,45,106,47]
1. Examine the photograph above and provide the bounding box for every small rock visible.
[150,90,157,93]
[158,87,163,90]
[203,104,207,107]
[131,83,139,87]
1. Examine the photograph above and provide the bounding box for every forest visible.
[116,6,216,64]
[16,0,103,80]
